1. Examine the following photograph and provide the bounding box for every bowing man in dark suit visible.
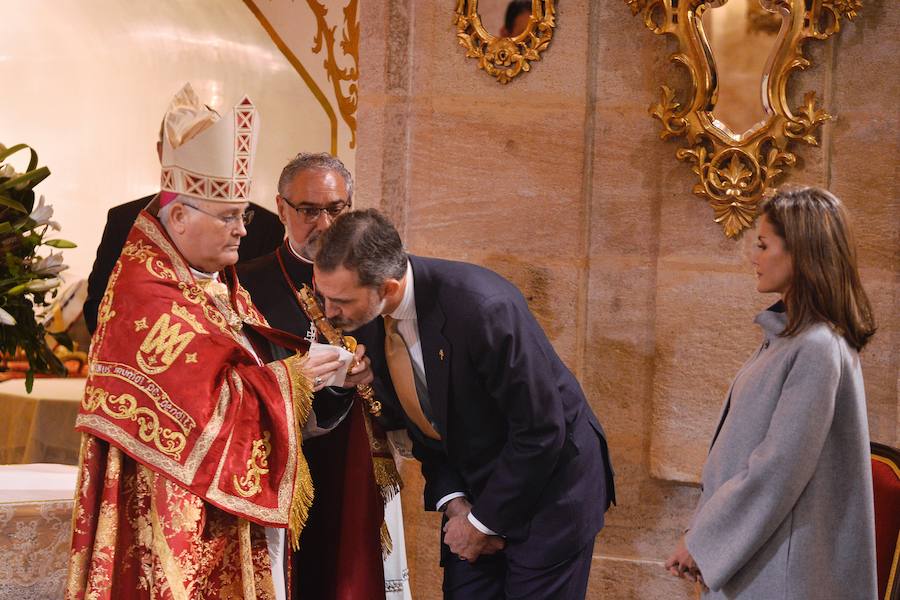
[313,209,616,600]
[83,134,283,334]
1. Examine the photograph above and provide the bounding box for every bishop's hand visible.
[302,352,344,392]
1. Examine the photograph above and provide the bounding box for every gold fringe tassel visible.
[380,520,393,559]
[373,456,403,504]
[284,352,316,550]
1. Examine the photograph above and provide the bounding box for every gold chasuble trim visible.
[76,210,315,533]
[233,431,273,498]
[282,354,315,549]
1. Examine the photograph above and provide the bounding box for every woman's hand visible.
[665,535,704,586]
[301,351,344,392]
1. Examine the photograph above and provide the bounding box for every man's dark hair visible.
[315,209,407,287]
[278,152,354,202]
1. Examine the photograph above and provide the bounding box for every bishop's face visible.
[276,169,350,259]
[178,199,249,272]
[313,265,386,332]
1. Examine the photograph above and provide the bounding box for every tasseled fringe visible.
[284,352,316,550]
[285,352,314,426]
[380,520,393,559]
[288,454,314,551]
[373,456,403,504]
[373,457,401,559]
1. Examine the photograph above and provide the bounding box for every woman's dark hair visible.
[759,186,876,350]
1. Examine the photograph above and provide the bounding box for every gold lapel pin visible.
[439,349,445,361]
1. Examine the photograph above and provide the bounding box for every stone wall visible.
[356,2,899,598]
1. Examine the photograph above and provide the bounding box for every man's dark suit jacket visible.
[84,195,284,333]
[360,255,615,569]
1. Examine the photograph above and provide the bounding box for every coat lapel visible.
[410,256,451,441]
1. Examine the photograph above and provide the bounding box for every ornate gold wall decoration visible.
[747,1,781,34]
[627,0,861,238]
[243,0,340,155]
[454,0,556,84]
[307,0,360,149]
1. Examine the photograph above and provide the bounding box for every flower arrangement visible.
[0,143,76,390]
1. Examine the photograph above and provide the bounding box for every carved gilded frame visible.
[454,0,556,84]
[627,0,861,238]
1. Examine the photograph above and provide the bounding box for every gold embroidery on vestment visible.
[137,313,196,375]
[122,238,177,281]
[233,432,272,498]
[171,302,209,334]
[238,519,258,598]
[149,478,190,600]
[76,372,230,494]
[89,360,195,434]
[82,386,187,459]
[92,258,123,357]
[204,365,309,528]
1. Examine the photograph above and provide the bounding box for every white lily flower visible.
[31,252,68,276]
[29,195,61,230]
[25,277,61,293]
[0,163,17,179]
[0,307,16,326]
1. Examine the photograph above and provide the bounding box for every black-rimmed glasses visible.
[279,196,351,224]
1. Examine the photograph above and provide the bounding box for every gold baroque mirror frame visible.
[627,0,861,238]
[454,0,556,84]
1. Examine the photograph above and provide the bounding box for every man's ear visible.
[275,195,290,226]
[381,278,401,300]
[167,203,190,235]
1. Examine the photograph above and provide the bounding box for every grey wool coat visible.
[685,304,877,600]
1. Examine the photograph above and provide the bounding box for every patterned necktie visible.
[383,316,441,440]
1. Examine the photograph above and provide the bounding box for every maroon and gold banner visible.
[67,211,313,598]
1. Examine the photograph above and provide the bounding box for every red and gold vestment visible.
[66,212,313,599]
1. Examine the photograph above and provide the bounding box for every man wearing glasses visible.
[238,153,354,338]
[82,126,283,336]
[237,153,411,600]
[68,84,346,600]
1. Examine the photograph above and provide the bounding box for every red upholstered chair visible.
[872,442,900,600]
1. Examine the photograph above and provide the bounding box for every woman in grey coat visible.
[666,186,878,599]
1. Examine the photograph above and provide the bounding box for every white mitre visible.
[159,83,259,204]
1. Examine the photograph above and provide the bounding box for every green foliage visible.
[0,143,74,391]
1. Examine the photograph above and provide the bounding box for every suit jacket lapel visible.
[411,256,451,441]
